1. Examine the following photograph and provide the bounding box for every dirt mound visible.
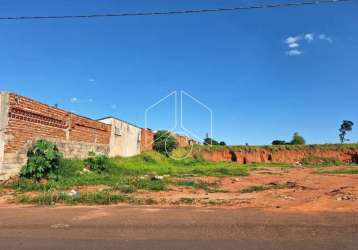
[193,146,358,164]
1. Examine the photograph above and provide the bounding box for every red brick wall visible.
[174,134,195,147]
[4,93,111,154]
[140,129,154,152]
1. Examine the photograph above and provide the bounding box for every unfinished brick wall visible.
[140,129,154,152]
[174,134,197,147]
[0,93,111,180]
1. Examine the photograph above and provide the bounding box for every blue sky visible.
[1,0,357,145]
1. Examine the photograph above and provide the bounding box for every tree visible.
[339,120,354,144]
[153,130,177,155]
[203,137,219,145]
[272,140,287,145]
[219,141,226,146]
[290,132,306,145]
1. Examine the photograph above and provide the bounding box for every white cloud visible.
[318,34,332,43]
[87,98,93,103]
[285,36,301,44]
[284,32,332,56]
[89,78,95,83]
[286,49,302,56]
[70,97,79,103]
[111,104,117,109]
[288,43,299,48]
[304,33,314,42]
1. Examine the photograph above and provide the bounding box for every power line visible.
[0,0,354,21]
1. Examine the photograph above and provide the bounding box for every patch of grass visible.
[178,197,195,204]
[240,185,270,193]
[176,180,225,193]
[136,179,167,191]
[16,191,128,205]
[15,191,160,205]
[317,167,358,175]
[240,182,296,193]
[127,197,157,205]
[55,159,85,178]
[301,155,344,167]
[111,184,136,193]
[109,151,249,177]
[203,199,227,206]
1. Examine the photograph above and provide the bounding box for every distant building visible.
[98,117,141,157]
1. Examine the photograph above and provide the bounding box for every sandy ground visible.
[136,166,358,212]
[1,166,357,212]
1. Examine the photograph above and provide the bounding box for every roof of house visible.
[97,116,142,129]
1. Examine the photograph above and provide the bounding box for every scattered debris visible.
[66,190,80,198]
[294,161,303,167]
[278,194,296,200]
[336,196,352,201]
[50,223,70,229]
[326,186,356,201]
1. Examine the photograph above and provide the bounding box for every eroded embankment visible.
[192,145,358,164]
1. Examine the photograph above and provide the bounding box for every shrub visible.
[20,140,63,180]
[84,151,111,172]
[153,130,178,155]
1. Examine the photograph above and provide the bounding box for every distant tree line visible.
[272,132,306,145]
[203,137,226,146]
[272,120,355,145]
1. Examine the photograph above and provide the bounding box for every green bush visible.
[153,130,178,155]
[84,151,111,172]
[20,140,63,180]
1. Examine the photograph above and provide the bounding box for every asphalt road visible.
[0,206,357,250]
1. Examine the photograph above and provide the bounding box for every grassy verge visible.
[300,155,345,167]
[316,167,358,175]
[8,151,254,193]
[15,191,159,205]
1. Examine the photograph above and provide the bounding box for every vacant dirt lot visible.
[133,166,358,211]
[2,166,357,212]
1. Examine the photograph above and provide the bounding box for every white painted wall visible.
[99,117,141,157]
